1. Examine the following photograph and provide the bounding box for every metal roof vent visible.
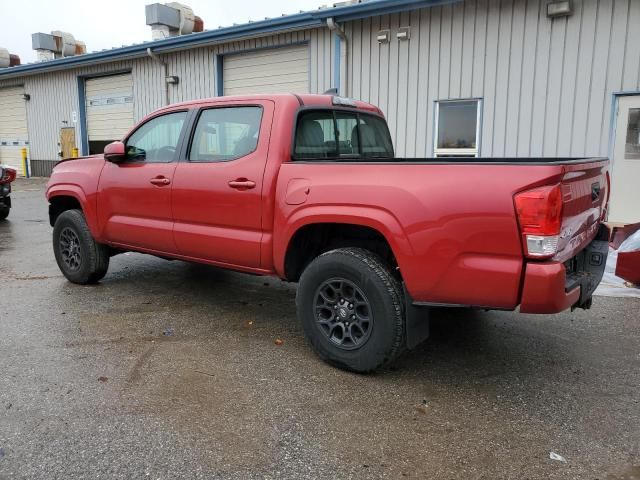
[146,2,204,40]
[0,48,21,68]
[333,0,361,7]
[31,31,86,62]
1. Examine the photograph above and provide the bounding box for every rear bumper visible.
[520,224,609,314]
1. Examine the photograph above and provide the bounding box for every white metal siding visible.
[0,29,327,164]
[223,44,310,95]
[345,0,640,158]
[85,73,134,141]
[164,30,319,104]
[1,0,639,168]
[0,60,152,162]
[0,86,28,173]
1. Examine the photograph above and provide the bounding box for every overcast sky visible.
[0,0,324,63]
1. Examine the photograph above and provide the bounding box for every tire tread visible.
[298,247,405,372]
[53,209,109,284]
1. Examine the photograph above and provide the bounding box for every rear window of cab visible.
[293,110,394,160]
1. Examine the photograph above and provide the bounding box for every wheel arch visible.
[47,185,100,238]
[278,208,413,282]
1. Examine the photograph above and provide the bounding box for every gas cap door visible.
[285,178,311,205]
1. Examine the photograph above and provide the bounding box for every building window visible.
[434,99,481,157]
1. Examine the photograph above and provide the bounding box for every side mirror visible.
[104,141,126,163]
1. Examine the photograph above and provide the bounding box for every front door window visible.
[125,111,187,163]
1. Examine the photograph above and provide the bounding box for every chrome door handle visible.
[228,179,256,190]
[150,176,171,186]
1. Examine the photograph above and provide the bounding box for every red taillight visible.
[0,167,17,185]
[515,184,563,235]
[514,184,563,258]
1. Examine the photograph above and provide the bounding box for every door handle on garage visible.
[150,176,171,186]
[228,179,256,190]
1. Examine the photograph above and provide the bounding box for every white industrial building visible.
[0,0,638,223]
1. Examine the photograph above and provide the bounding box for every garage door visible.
[0,86,28,174]
[223,44,309,96]
[85,73,134,154]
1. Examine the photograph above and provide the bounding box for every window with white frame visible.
[434,99,481,157]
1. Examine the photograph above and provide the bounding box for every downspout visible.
[326,17,348,97]
[146,47,169,106]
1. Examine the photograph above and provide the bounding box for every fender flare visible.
[274,204,414,278]
[47,184,101,239]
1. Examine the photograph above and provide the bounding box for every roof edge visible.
[0,0,460,80]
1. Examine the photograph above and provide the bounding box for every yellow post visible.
[21,147,29,178]
[72,147,79,158]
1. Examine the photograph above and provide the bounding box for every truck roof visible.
[153,93,383,116]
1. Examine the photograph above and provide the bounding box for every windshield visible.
[293,110,394,160]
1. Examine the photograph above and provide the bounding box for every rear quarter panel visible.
[275,162,568,309]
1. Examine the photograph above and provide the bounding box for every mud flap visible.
[403,284,430,349]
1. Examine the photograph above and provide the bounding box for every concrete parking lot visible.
[0,178,639,479]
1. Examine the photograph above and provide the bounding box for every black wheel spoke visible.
[59,227,82,272]
[314,277,373,351]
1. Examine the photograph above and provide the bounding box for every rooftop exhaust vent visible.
[0,48,21,68]
[146,2,204,40]
[31,31,86,62]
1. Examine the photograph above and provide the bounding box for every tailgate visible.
[555,159,609,262]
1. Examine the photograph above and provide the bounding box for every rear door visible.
[97,111,187,253]
[171,101,274,268]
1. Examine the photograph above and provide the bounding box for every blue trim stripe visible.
[0,0,460,79]
[76,76,88,155]
[608,90,640,161]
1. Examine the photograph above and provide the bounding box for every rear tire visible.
[296,247,405,373]
[0,205,9,220]
[53,209,109,284]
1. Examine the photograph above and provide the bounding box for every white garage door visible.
[85,73,134,153]
[223,44,309,96]
[0,86,28,174]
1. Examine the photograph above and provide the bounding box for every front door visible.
[97,111,187,253]
[60,127,75,158]
[172,102,273,268]
[610,95,640,224]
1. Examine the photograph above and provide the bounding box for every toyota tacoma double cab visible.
[46,94,610,372]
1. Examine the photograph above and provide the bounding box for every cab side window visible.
[189,107,263,162]
[125,111,187,163]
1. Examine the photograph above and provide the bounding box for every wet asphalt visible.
[0,178,639,480]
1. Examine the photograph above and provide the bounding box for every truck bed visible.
[297,157,608,165]
[275,157,609,309]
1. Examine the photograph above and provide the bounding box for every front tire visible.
[53,209,109,284]
[0,205,9,220]
[296,248,405,373]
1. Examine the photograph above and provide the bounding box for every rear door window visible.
[189,106,263,162]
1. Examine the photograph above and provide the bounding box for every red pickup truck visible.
[46,94,610,372]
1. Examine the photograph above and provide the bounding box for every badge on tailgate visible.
[591,182,601,202]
